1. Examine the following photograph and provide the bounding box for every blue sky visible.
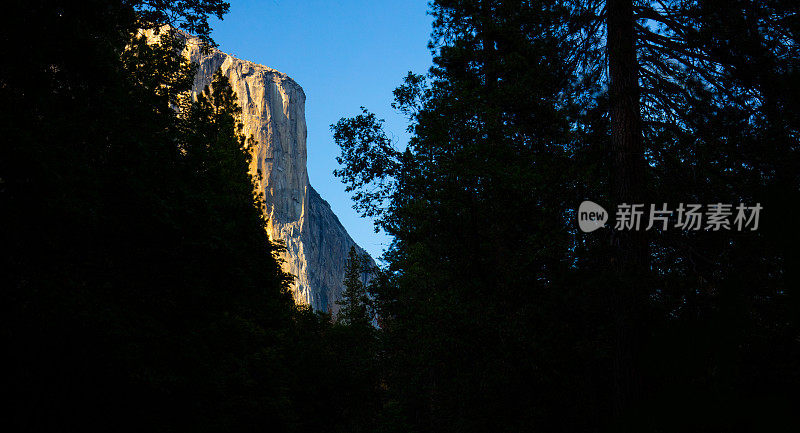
[209,0,433,260]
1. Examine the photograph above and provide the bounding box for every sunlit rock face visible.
[177,32,369,311]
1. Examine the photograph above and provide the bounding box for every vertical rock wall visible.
[179,33,370,311]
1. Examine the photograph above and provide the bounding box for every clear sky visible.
[208,0,433,260]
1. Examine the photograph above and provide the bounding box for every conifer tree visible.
[337,246,375,326]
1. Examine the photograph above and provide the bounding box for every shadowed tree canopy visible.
[333,0,799,432]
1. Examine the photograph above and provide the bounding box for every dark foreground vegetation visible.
[1,1,798,432]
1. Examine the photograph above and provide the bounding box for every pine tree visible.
[334,1,583,431]
[337,246,375,327]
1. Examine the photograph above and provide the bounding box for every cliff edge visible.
[178,33,370,311]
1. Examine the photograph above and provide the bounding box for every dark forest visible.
[1,1,798,432]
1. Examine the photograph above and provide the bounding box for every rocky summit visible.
[176,32,370,311]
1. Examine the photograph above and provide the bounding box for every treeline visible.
[332,0,800,432]
[0,1,370,432]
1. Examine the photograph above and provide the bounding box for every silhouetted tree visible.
[333,1,800,432]
[337,246,375,326]
[0,2,311,431]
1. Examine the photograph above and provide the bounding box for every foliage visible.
[337,246,377,326]
[332,1,800,432]
[0,1,316,432]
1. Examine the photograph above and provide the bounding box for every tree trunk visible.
[608,0,646,238]
[606,0,647,429]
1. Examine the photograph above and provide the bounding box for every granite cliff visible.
[175,32,370,311]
